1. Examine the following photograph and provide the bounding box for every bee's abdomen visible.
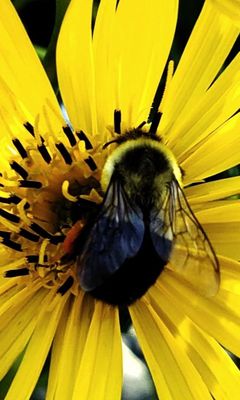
[89,227,167,306]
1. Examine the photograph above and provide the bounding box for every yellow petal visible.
[160,267,240,357]
[5,291,68,400]
[167,53,240,158]
[194,201,240,259]
[0,279,22,308]
[57,0,178,135]
[148,282,240,400]
[0,287,47,380]
[211,0,240,27]
[0,280,43,330]
[99,0,178,129]
[57,0,97,135]
[72,300,122,400]
[46,294,94,400]
[181,112,240,183]
[204,222,240,260]
[0,0,59,122]
[92,0,118,136]
[130,299,211,400]
[218,256,240,295]
[160,0,239,137]
[185,176,240,204]
[195,200,240,223]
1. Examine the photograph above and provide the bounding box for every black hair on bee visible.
[64,116,220,306]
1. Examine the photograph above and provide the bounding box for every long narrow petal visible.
[72,301,122,400]
[167,53,240,157]
[148,283,240,400]
[0,287,47,379]
[94,0,178,130]
[57,0,97,135]
[206,222,240,260]
[0,278,23,307]
[218,256,240,295]
[130,299,211,400]
[195,200,240,223]
[92,0,117,136]
[0,280,43,330]
[161,264,240,357]
[211,0,240,27]
[160,0,239,136]
[46,294,94,400]
[194,200,240,259]
[185,176,240,204]
[0,0,59,121]
[5,292,68,400]
[181,112,240,183]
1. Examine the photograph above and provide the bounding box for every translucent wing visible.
[78,177,145,291]
[150,179,220,297]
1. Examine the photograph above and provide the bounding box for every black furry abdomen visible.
[89,227,166,306]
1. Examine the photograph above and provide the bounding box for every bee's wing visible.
[78,178,145,291]
[150,179,220,297]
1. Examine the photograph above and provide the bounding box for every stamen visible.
[62,126,77,147]
[33,115,44,146]
[0,216,20,232]
[30,232,64,250]
[5,267,29,277]
[29,223,53,239]
[49,235,65,245]
[12,139,28,159]
[62,180,78,202]
[84,156,97,171]
[23,121,35,136]
[0,195,22,205]
[19,180,42,189]
[37,144,52,164]
[57,275,74,295]
[0,230,11,239]
[114,109,121,134]
[26,254,48,263]
[0,209,20,223]
[19,228,40,242]
[76,131,93,150]
[17,199,31,225]
[149,111,162,134]
[55,142,72,165]
[39,239,49,265]
[1,238,22,251]
[0,177,20,188]
[10,161,28,179]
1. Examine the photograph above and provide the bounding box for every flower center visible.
[0,119,104,296]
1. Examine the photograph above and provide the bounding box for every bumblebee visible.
[64,126,220,306]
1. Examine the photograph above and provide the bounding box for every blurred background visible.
[0,0,239,398]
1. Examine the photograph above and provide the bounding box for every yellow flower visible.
[211,0,240,27]
[0,0,240,399]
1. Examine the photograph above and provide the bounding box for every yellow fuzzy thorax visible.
[101,137,182,192]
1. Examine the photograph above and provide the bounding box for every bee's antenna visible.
[102,139,119,149]
[136,121,147,130]
[149,111,162,134]
[114,109,121,134]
